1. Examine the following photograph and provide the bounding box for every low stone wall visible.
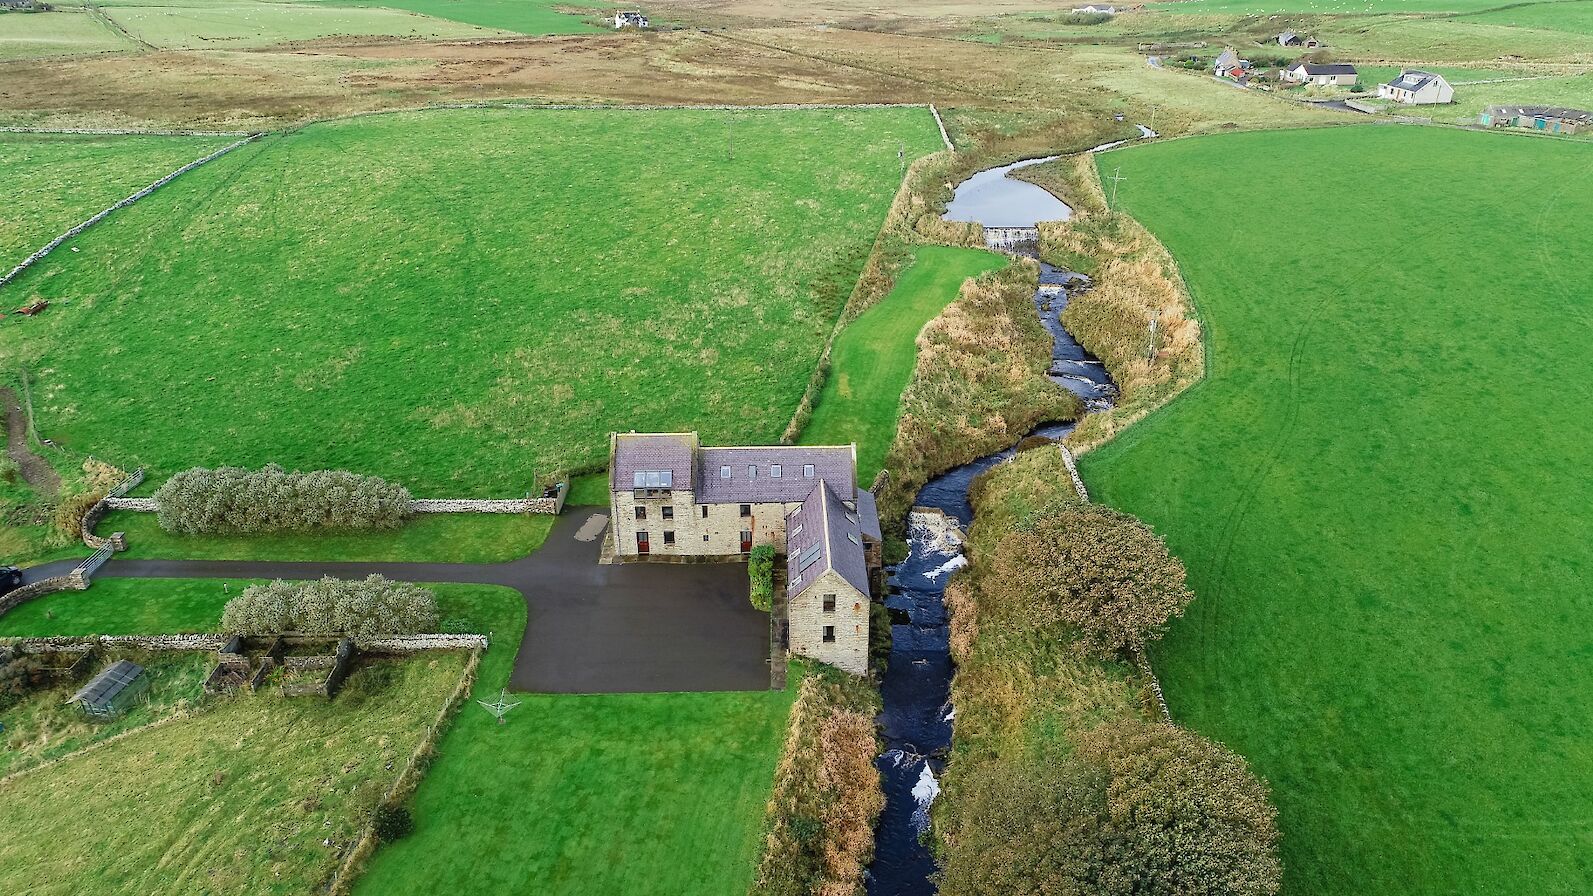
[1058,446,1090,501]
[3,633,227,652]
[80,499,128,550]
[102,496,156,511]
[0,575,86,618]
[1,135,262,290]
[360,634,490,652]
[104,483,566,516]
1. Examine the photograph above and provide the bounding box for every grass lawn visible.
[101,509,553,562]
[1083,125,1593,896]
[101,0,503,49]
[0,9,133,59]
[801,245,1007,481]
[0,648,470,895]
[0,579,511,636]
[1,107,941,495]
[353,572,799,896]
[1146,0,1571,12]
[0,130,230,273]
[319,0,605,34]
[1459,0,1593,35]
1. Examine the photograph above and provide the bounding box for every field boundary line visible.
[929,103,954,152]
[0,706,195,788]
[0,133,262,292]
[0,126,254,137]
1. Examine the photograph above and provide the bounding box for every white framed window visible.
[771,464,782,479]
[720,465,731,479]
[804,464,815,479]
[748,465,757,479]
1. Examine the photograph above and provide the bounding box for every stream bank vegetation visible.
[937,446,1280,896]
[749,661,883,896]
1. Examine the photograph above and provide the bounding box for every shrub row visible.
[939,447,1280,896]
[749,662,884,896]
[155,465,412,534]
[221,575,439,639]
[749,544,776,612]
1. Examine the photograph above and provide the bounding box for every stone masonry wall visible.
[610,488,792,558]
[787,567,868,675]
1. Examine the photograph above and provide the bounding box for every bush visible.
[222,575,439,638]
[1076,721,1282,896]
[990,501,1192,655]
[748,544,776,612]
[0,655,52,711]
[154,465,412,535]
[941,722,1281,896]
[868,600,892,673]
[52,491,102,541]
[372,804,414,843]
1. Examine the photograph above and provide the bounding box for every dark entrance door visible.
[637,531,650,555]
[740,530,753,552]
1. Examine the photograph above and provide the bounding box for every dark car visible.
[0,566,22,597]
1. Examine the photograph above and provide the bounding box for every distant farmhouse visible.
[1073,4,1118,13]
[1480,105,1592,135]
[608,432,880,675]
[1277,30,1321,48]
[1282,62,1357,87]
[613,10,648,29]
[1379,70,1453,105]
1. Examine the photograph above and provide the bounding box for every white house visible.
[613,10,649,29]
[1073,4,1117,13]
[1379,70,1454,105]
[1282,62,1358,87]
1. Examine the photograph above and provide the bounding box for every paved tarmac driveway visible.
[25,509,770,694]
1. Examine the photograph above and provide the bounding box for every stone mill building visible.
[608,432,881,675]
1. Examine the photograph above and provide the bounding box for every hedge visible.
[154,465,412,534]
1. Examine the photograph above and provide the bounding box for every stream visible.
[865,146,1126,896]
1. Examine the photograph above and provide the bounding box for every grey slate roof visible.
[72,660,145,707]
[1487,105,1593,122]
[786,481,871,598]
[696,445,856,504]
[855,488,882,543]
[1387,70,1440,91]
[611,433,697,491]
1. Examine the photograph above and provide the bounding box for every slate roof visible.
[855,488,882,543]
[1277,30,1298,45]
[72,660,145,708]
[1386,70,1441,92]
[786,481,871,598]
[1487,105,1593,122]
[1293,63,1357,76]
[611,433,697,491]
[696,445,856,504]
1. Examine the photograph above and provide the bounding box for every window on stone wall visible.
[740,504,752,517]
[823,593,836,612]
[823,626,836,643]
[700,505,708,518]
[663,531,675,545]
[635,506,646,520]
[662,506,674,520]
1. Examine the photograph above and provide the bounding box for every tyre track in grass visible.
[1,386,60,497]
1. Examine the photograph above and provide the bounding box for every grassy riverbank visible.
[801,245,1007,481]
[1084,125,1593,896]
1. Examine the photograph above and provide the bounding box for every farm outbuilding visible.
[1479,105,1592,135]
[69,660,149,718]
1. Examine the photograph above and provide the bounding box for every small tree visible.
[991,501,1193,655]
[372,804,414,843]
[748,544,776,612]
[1077,721,1282,896]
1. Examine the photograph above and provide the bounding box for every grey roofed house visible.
[1386,70,1438,91]
[1278,30,1300,45]
[785,481,871,597]
[1214,48,1240,72]
[71,660,149,717]
[697,445,858,504]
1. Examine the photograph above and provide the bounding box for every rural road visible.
[22,509,770,694]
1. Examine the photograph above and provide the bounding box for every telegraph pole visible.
[1107,166,1128,206]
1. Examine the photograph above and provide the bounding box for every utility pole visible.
[1147,308,1160,362]
[1150,105,1160,133]
[1107,166,1128,206]
[898,142,905,173]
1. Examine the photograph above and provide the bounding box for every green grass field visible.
[1083,125,1593,896]
[1459,0,1593,34]
[101,0,502,49]
[100,509,553,562]
[1147,0,1575,13]
[801,246,1007,481]
[1,107,939,496]
[0,9,133,58]
[352,574,798,896]
[0,131,229,273]
[319,0,605,34]
[0,648,470,895]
